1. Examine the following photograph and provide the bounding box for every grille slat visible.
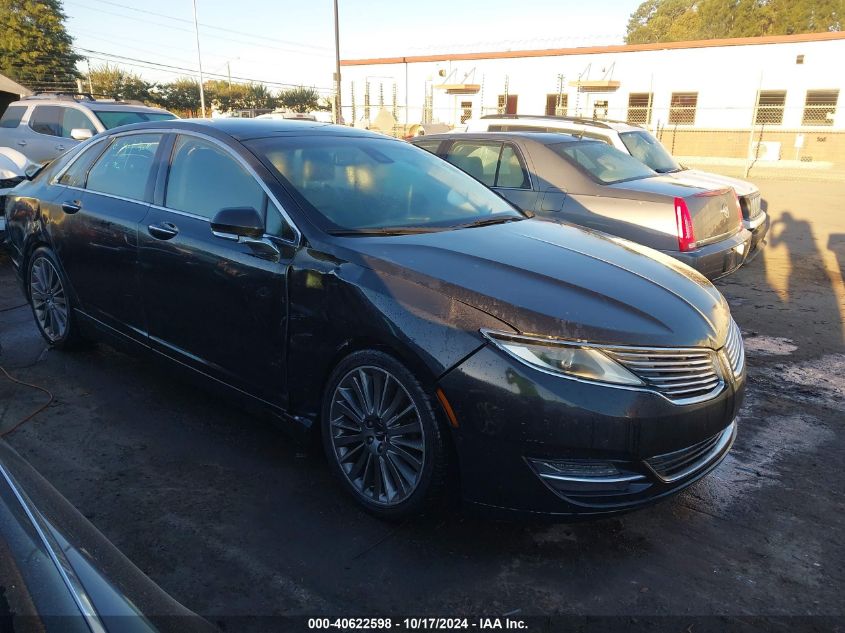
[741,192,762,219]
[645,423,735,482]
[724,319,745,379]
[607,346,722,403]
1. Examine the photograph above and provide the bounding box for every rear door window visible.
[86,133,162,201]
[29,106,63,137]
[0,105,26,128]
[443,141,501,186]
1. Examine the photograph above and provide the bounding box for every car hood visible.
[674,168,759,197]
[340,219,731,349]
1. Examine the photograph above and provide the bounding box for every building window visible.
[755,90,786,125]
[460,101,473,124]
[802,89,839,126]
[545,93,568,116]
[593,100,608,120]
[497,94,518,115]
[669,92,698,125]
[627,93,652,125]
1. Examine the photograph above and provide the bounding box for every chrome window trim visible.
[52,127,302,247]
[0,461,108,633]
[480,328,729,406]
[58,184,148,208]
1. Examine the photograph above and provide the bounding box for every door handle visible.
[61,200,82,214]
[148,222,179,240]
[55,144,66,152]
[16,140,26,146]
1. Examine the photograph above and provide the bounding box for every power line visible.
[77,48,334,91]
[64,0,331,56]
[77,0,330,52]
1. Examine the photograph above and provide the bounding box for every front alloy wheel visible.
[322,351,449,518]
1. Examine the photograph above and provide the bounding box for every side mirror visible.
[210,207,264,240]
[70,128,94,141]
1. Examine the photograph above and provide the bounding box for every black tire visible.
[27,246,86,349]
[321,350,450,519]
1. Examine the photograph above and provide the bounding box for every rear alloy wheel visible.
[322,351,449,518]
[28,248,83,348]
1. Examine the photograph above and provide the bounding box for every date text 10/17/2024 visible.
[307,618,528,630]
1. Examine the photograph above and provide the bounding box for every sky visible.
[64,0,644,93]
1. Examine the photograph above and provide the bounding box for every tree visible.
[625,0,843,44]
[85,64,153,102]
[0,0,81,91]
[278,86,321,113]
[159,78,203,117]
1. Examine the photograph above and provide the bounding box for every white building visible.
[339,32,845,133]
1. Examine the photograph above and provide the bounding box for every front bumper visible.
[662,228,752,280]
[438,344,744,518]
[744,212,770,260]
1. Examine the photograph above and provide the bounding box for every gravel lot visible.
[1,179,844,631]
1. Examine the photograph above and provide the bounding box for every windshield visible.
[549,140,657,185]
[619,131,681,173]
[246,136,522,233]
[92,110,177,129]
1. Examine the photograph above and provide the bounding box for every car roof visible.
[12,97,172,114]
[102,118,393,142]
[473,115,643,133]
[413,131,587,146]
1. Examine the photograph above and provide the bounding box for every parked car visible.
[465,115,769,257]
[0,440,216,632]
[4,120,744,519]
[0,147,36,239]
[414,132,752,279]
[0,92,177,164]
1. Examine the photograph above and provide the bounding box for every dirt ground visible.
[1,178,844,631]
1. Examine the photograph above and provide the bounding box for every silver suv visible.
[465,115,769,257]
[0,93,177,164]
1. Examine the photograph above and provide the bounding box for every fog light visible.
[527,457,649,496]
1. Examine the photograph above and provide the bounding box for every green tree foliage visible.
[626,0,844,44]
[159,77,203,117]
[85,64,153,102]
[0,0,81,91]
[278,86,321,113]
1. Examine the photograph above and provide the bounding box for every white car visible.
[465,115,769,257]
[0,147,33,237]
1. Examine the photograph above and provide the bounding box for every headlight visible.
[482,330,644,387]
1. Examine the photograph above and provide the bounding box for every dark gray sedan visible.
[413,132,752,279]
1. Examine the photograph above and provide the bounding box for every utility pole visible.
[191,0,206,117]
[86,59,94,95]
[333,0,342,124]
[227,61,232,88]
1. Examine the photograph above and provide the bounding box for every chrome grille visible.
[723,319,745,378]
[741,192,762,219]
[645,422,735,482]
[606,347,722,403]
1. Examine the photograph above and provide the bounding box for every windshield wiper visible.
[456,216,524,229]
[327,226,443,236]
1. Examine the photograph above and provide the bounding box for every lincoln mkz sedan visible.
[3,120,745,519]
